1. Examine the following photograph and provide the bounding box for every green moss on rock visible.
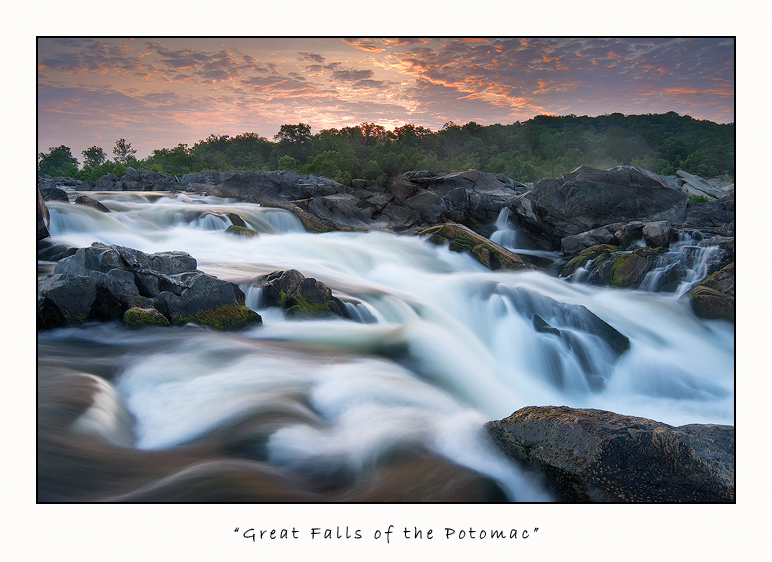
[419,223,531,271]
[177,303,263,330]
[123,307,171,328]
[225,224,259,237]
[284,294,336,318]
[562,244,619,277]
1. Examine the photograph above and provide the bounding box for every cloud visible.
[38,38,144,75]
[298,52,325,63]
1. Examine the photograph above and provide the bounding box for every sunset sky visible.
[37,37,735,161]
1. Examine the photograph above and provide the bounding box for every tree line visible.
[37,112,735,184]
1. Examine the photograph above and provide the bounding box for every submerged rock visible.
[486,405,734,502]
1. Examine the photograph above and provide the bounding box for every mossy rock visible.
[225,224,259,238]
[608,246,665,288]
[177,303,263,330]
[684,262,735,322]
[123,307,172,328]
[420,223,531,271]
[562,244,619,277]
[685,286,734,322]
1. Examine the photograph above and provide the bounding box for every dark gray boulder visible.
[40,243,261,330]
[561,227,617,256]
[37,274,97,329]
[40,186,70,202]
[510,166,688,249]
[404,189,447,224]
[642,221,671,248]
[74,194,110,213]
[486,405,734,502]
[257,269,350,320]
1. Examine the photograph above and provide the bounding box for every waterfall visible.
[37,190,734,502]
[639,232,725,296]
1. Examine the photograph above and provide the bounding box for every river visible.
[37,191,735,502]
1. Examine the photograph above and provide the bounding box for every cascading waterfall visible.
[639,232,725,295]
[38,190,734,501]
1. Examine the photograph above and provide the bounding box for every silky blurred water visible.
[38,191,734,501]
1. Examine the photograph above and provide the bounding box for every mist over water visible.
[38,191,734,501]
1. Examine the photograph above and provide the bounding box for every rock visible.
[226,212,247,227]
[642,221,671,248]
[40,186,69,202]
[308,193,373,229]
[608,221,644,248]
[682,191,735,235]
[37,240,78,262]
[225,225,258,238]
[561,244,620,278]
[257,269,350,320]
[378,202,421,230]
[389,179,417,204]
[607,247,667,288]
[212,170,302,202]
[420,223,533,271]
[561,227,616,256]
[44,243,262,330]
[562,245,667,289]
[510,166,688,249]
[676,170,729,198]
[486,405,734,502]
[404,189,447,224]
[123,307,171,327]
[74,194,110,213]
[37,187,51,241]
[685,262,735,322]
[37,274,97,329]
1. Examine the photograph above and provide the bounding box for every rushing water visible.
[37,191,735,502]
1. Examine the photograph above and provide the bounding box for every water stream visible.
[37,191,735,501]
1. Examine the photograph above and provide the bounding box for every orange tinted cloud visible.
[665,85,734,97]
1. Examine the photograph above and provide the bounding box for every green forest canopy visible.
[37,112,734,185]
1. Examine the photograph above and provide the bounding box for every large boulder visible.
[682,191,735,236]
[40,186,69,202]
[37,273,97,329]
[39,243,261,330]
[486,406,734,502]
[510,166,688,249]
[256,269,350,320]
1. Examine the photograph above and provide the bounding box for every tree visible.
[82,146,107,168]
[273,123,311,144]
[113,139,137,164]
[38,145,78,175]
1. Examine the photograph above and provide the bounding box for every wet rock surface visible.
[38,242,261,330]
[486,405,734,502]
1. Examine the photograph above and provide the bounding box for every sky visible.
[37,36,735,161]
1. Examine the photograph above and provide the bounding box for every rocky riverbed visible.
[37,164,735,502]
